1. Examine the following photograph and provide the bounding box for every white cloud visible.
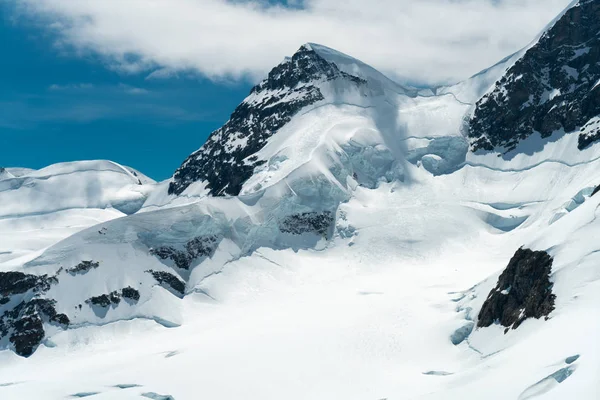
[15,0,573,85]
[48,82,149,95]
[118,83,150,95]
[48,83,94,91]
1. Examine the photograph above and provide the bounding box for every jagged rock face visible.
[469,0,600,152]
[146,271,185,297]
[0,271,56,297]
[578,116,600,149]
[168,45,366,197]
[66,260,100,276]
[0,233,222,357]
[86,287,140,308]
[0,234,223,357]
[3,299,69,357]
[279,211,334,237]
[86,292,121,308]
[150,235,220,270]
[0,264,147,357]
[477,248,555,331]
[121,287,140,302]
[0,272,67,357]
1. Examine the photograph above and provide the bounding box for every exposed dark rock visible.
[65,260,100,276]
[0,271,57,297]
[86,292,119,308]
[469,1,600,153]
[7,305,45,357]
[0,271,67,356]
[51,313,70,326]
[110,291,121,304]
[151,246,191,270]
[578,119,600,149]
[150,235,220,270]
[121,287,140,302]
[87,294,111,308]
[168,45,366,197]
[477,248,555,331]
[0,298,69,357]
[279,211,334,237]
[146,271,185,296]
[86,287,141,308]
[185,235,219,258]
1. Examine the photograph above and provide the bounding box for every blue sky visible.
[0,11,252,180]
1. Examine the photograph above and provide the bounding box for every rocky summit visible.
[468,0,600,153]
[168,44,366,197]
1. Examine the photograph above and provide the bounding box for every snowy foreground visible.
[1,152,599,399]
[2,2,600,397]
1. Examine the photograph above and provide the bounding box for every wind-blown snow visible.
[309,43,418,97]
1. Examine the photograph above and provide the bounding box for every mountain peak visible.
[468,0,600,153]
[306,43,417,95]
[168,43,371,197]
[167,41,422,197]
[299,42,314,51]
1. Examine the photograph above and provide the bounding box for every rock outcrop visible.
[469,0,600,153]
[279,211,334,237]
[477,248,555,331]
[65,260,100,276]
[0,271,67,357]
[86,287,140,308]
[146,271,185,297]
[149,235,220,270]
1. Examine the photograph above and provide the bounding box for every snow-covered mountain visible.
[0,161,155,270]
[168,43,422,197]
[1,1,600,399]
[469,0,600,154]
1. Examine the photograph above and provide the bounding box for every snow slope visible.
[0,160,155,269]
[2,153,600,399]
